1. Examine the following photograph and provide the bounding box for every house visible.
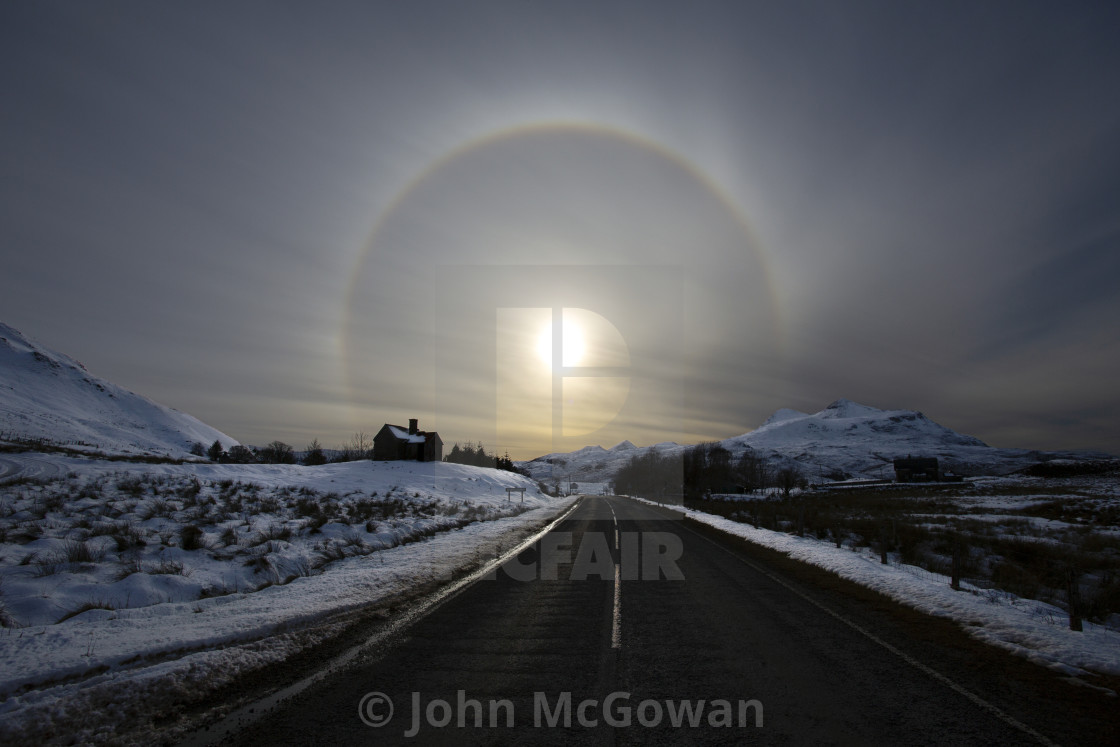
[373,418,443,462]
[893,456,940,483]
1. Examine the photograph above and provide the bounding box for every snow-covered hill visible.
[0,322,236,457]
[518,398,1112,484]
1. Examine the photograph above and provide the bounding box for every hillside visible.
[0,322,236,457]
[518,398,1112,485]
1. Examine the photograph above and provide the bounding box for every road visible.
[218,496,1117,745]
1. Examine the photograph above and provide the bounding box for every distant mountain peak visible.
[819,399,885,418]
[515,394,1097,484]
[573,444,607,454]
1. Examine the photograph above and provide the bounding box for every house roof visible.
[384,424,427,444]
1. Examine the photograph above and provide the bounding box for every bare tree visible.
[777,467,801,497]
[259,440,295,464]
[343,431,373,461]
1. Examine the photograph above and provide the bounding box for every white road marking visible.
[612,562,622,649]
[606,498,622,648]
[676,518,1061,747]
[182,499,586,746]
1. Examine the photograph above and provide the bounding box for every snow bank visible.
[636,498,1120,679]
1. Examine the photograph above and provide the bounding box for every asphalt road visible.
[220,496,1117,745]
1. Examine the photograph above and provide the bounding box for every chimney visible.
[409,418,418,435]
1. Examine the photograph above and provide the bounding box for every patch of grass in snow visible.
[1,465,541,625]
[148,558,189,576]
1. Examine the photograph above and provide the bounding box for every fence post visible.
[1066,567,1083,632]
[951,540,963,591]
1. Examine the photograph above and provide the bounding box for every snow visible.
[635,497,1120,680]
[0,323,237,458]
[0,451,575,741]
[4,323,1117,739]
[386,425,427,444]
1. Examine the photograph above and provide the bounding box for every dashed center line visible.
[612,562,622,649]
[607,500,621,649]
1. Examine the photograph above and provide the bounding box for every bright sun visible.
[536,320,584,368]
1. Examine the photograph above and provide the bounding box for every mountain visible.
[517,398,1110,485]
[0,322,237,457]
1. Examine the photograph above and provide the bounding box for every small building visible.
[893,456,940,483]
[373,418,443,462]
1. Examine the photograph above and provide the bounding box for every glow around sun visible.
[536,321,585,368]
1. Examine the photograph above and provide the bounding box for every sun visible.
[536,319,585,368]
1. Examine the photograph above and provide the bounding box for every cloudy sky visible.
[3,1,1118,459]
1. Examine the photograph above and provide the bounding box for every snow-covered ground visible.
[636,496,1120,682]
[0,453,573,743]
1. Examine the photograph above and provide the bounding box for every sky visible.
[2,0,1119,460]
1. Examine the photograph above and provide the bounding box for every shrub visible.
[295,497,322,519]
[63,540,102,564]
[313,541,348,564]
[40,492,65,513]
[110,523,146,551]
[148,558,188,576]
[257,496,281,514]
[139,499,174,520]
[34,557,63,577]
[113,559,143,581]
[252,523,291,544]
[180,525,204,551]
[219,525,239,546]
[76,481,102,500]
[116,477,146,498]
[243,553,274,576]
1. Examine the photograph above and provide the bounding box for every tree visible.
[443,441,527,473]
[227,444,256,464]
[611,450,683,499]
[347,431,373,461]
[258,440,295,464]
[736,450,769,492]
[207,439,225,462]
[303,438,326,466]
[777,466,802,496]
[189,442,206,458]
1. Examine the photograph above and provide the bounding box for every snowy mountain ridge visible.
[518,398,1110,485]
[0,322,236,457]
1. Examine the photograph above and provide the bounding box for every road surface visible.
[215,496,1116,745]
